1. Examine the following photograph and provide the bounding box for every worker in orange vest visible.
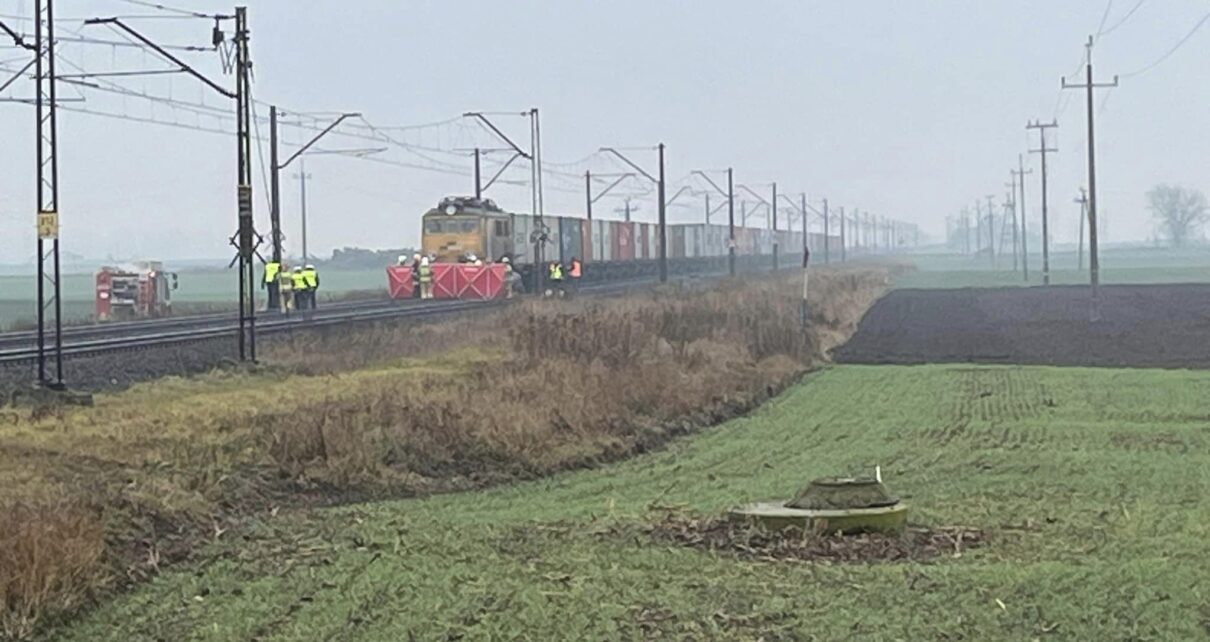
[568,256,582,293]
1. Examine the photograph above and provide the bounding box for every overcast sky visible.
[1,0,1208,263]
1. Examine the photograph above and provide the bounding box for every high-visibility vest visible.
[549,264,564,281]
[569,260,582,278]
[280,273,293,292]
[418,263,432,283]
[302,268,318,289]
[291,272,309,290]
[264,261,281,284]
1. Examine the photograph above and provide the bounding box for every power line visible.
[1097,0,1146,38]
[1120,11,1210,78]
[1094,0,1116,38]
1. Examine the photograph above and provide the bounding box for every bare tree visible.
[1147,184,1208,247]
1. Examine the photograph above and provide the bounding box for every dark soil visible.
[833,284,1210,368]
[644,515,986,563]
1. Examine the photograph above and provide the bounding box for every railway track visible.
[0,275,673,367]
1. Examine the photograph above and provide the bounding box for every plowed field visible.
[834,284,1210,368]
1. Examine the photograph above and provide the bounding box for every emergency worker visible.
[291,266,309,310]
[302,264,320,309]
[279,266,295,312]
[501,256,515,299]
[547,261,564,297]
[568,256,582,293]
[418,256,433,299]
[411,253,422,299]
[263,260,281,311]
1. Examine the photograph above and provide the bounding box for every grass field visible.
[48,364,1210,641]
[895,247,1210,289]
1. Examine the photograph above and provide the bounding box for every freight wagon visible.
[389,196,832,299]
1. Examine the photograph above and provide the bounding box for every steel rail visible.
[0,259,781,367]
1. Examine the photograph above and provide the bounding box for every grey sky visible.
[1,0,1208,263]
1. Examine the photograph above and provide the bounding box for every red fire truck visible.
[95,261,178,321]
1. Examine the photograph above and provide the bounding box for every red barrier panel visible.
[386,266,414,299]
[431,263,507,299]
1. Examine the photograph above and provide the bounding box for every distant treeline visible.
[316,247,417,269]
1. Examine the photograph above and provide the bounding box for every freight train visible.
[390,196,842,299]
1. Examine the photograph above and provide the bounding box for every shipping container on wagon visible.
[683,225,699,257]
[707,224,727,257]
[581,220,593,262]
[590,220,605,262]
[600,220,616,262]
[612,221,636,261]
[668,225,686,258]
[559,218,583,263]
[738,228,755,254]
[511,215,533,264]
[637,223,650,259]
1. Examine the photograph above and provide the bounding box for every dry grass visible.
[0,501,106,639]
[0,267,890,639]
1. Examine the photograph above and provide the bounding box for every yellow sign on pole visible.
[37,210,59,240]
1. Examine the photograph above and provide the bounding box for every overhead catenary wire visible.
[113,0,226,20]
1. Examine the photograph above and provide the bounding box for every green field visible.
[51,364,1210,641]
[0,267,387,328]
[896,247,1210,289]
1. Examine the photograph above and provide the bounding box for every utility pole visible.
[464,110,538,286]
[962,208,971,254]
[798,193,808,260]
[270,106,281,264]
[690,169,734,275]
[1012,155,1032,282]
[727,169,735,276]
[1027,120,1058,285]
[234,7,256,361]
[656,144,667,282]
[584,171,592,222]
[32,0,65,388]
[601,144,667,282]
[974,201,983,256]
[269,109,355,270]
[986,195,996,268]
[1075,188,1088,270]
[294,160,311,263]
[473,148,482,199]
[771,182,778,271]
[822,198,830,264]
[84,9,256,357]
[838,206,846,262]
[1064,37,1118,315]
[1006,173,1019,272]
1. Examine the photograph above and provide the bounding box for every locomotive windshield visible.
[424,217,479,234]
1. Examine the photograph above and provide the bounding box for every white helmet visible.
[305,264,315,270]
